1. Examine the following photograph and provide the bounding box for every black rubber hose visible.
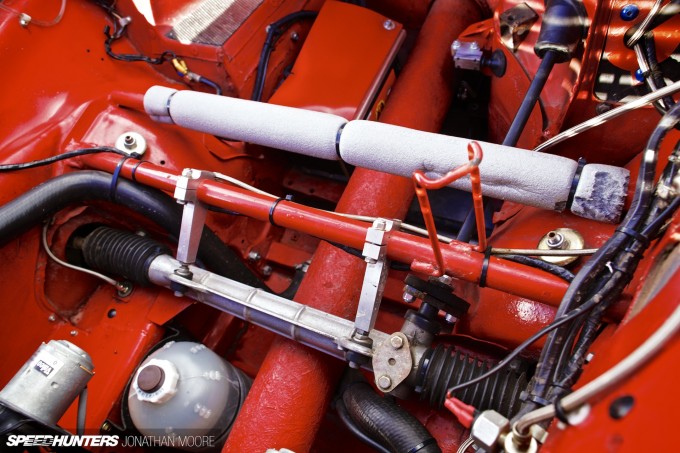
[0,170,265,288]
[502,50,558,147]
[342,374,441,453]
[336,397,391,453]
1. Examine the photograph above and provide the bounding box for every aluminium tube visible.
[147,255,389,361]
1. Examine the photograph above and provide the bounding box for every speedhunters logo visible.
[5,435,119,447]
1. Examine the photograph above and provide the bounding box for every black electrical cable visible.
[251,11,318,102]
[640,34,676,118]
[499,255,575,282]
[199,76,223,96]
[521,100,680,413]
[0,147,131,172]
[642,195,680,238]
[447,294,600,395]
[336,398,391,453]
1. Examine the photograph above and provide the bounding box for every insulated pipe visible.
[223,1,483,451]
[144,93,629,221]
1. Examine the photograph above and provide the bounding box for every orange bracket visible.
[412,141,486,276]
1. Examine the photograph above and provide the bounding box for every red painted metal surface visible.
[223,1,483,450]
[0,0,677,452]
[81,153,569,306]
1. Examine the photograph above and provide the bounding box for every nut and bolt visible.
[123,135,137,150]
[383,20,395,31]
[445,313,458,324]
[377,375,392,389]
[70,330,78,337]
[402,292,415,303]
[48,314,57,322]
[101,421,112,432]
[290,31,299,41]
[390,335,403,349]
[19,13,31,27]
[262,265,273,277]
[546,231,566,249]
[247,251,261,262]
[437,274,453,286]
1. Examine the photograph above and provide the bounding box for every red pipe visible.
[223,1,484,451]
[81,153,568,305]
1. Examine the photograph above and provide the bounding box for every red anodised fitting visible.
[412,141,486,275]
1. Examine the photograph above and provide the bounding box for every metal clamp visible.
[173,169,213,292]
[353,219,399,336]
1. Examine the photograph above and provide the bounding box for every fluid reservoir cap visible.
[137,365,165,393]
[132,359,179,404]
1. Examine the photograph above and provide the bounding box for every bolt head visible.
[48,314,57,322]
[262,265,273,276]
[247,251,261,262]
[402,292,415,303]
[452,40,462,50]
[383,20,395,31]
[377,375,392,389]
[469,41,480,50]
[290,31,299,41]
[620,4,639,21]
[390,335,403,349]
[70,330,78,337]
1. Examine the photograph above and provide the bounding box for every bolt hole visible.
[159,160,166,165]
[609,395,634,419]
[388,358,396,366]
[548,231,557,238]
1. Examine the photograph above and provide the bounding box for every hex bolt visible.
[247,251,261,262]
[546,231,565,249]
[402,292,415,303]
[383,20,395,31]
[445,314,457,324]
[374,219,387,231]
[262,265,273,276]
[390,335,403,349]
[378,375,392,389]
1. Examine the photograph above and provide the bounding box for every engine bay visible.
[0,0,679,451]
